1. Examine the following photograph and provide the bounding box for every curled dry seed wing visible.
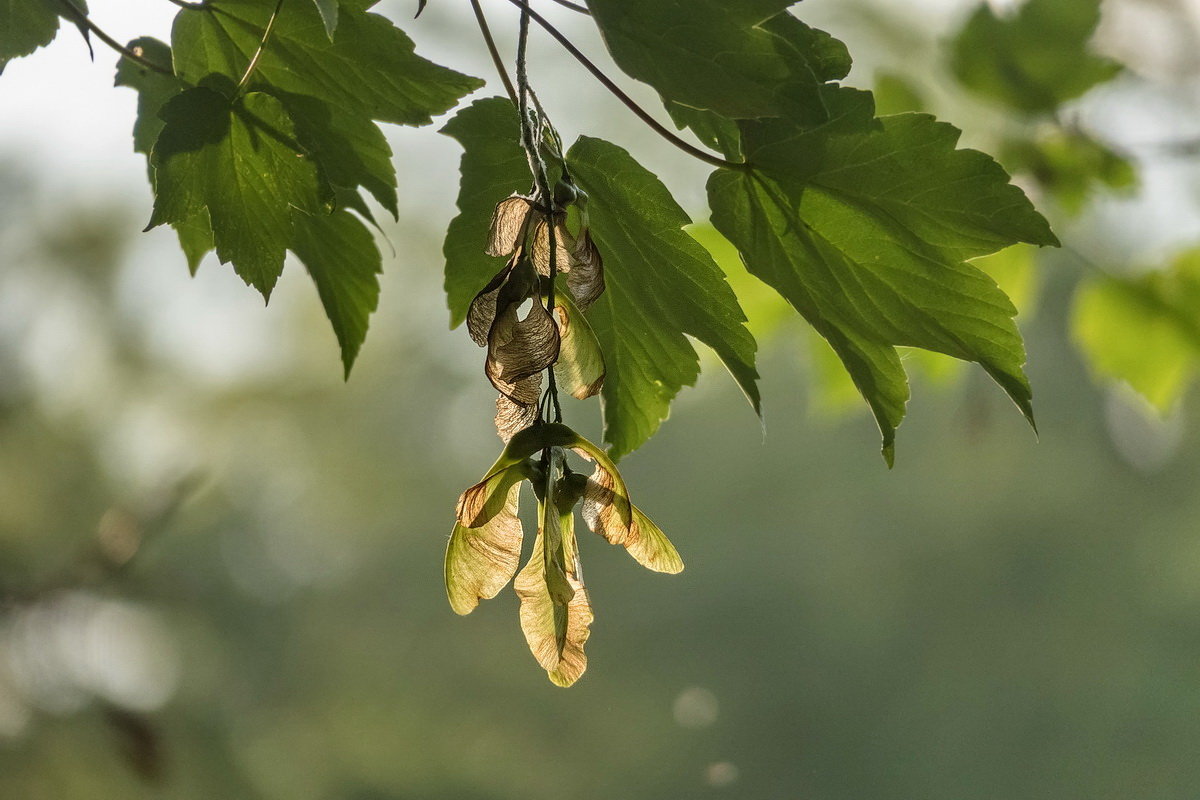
[531,216,576,277]
[580,472,683,573]
[466,263,512,347]
[495,391,540,443]
[569,443,681,573]
[445,468,525,615]
[565,230,605,311]
[570,437,632,530]
[486,294,560,404]
[553,291,605,399]
[487,195,535,258]
[580,464,630,546]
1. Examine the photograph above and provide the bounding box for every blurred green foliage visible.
[1074,248,1200,412]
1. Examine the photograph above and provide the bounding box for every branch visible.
[499,0,747,171]
[546,0,590,14]
[54,0,175,76]
[469,0,518,106]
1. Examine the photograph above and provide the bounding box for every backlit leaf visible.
[171,0,482,126]
[290,209,382,377]
[0,0,87,72]
[588,1,849,121]
[114,38,216,270]
[114,37,179,157]
[710,87,1057,462]
[147,87,321,299]
[280,91,399,218]
[566,136,760,459]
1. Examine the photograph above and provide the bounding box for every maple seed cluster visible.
[444,194,683,687]
[467,193,605,438]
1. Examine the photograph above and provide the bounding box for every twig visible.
[164,0,206,8]
[236,0,285,94]
[516,0,564,424]
[546,0,590,14]
[469,0,518,106]
[54,0,175,76]
[500,0,748,171]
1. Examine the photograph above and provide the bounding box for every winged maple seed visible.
[469,194,608,441]
[445,424,683,686]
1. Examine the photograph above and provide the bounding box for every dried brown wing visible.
[531,215,576,277]
[566,230,605,311]
[466,263,513,347]
[495,391,539,443]
[580,464,635,547]
[487,195,535,257]
[485,294,560,404]
[456,465,522,528]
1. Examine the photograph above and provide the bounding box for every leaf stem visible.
[469,0,519,107]
[499,0,748,171]
[236,0,285,95]
[164,0,206,8]
[53,0,175,75]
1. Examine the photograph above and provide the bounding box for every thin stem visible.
[546,0,590,14]
[500,0,748,171]
[164,0,205,8]
[469,0,518,106]
[516,0,564,425]
[236,0,285,94]
[54,1,174,75]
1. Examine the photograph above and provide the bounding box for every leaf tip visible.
[881,439,896,469]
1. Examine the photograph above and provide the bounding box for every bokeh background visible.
[3,0,1200,797]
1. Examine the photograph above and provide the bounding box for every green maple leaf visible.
[278,91,399,218]
[115,38,217,273]
[114,37,179,157]
[567,137,760,459]
[1073,248,1200,413]
[291,208,382,377]
[174,211,215,276]
[709,87,1057,463]
[1,0,87,72]
[171,0,480,217]
[951,0,1120,114]
[588,1,849,121]
[147,86,321,298]
[440,98,531,328]
[171,0,481,126]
